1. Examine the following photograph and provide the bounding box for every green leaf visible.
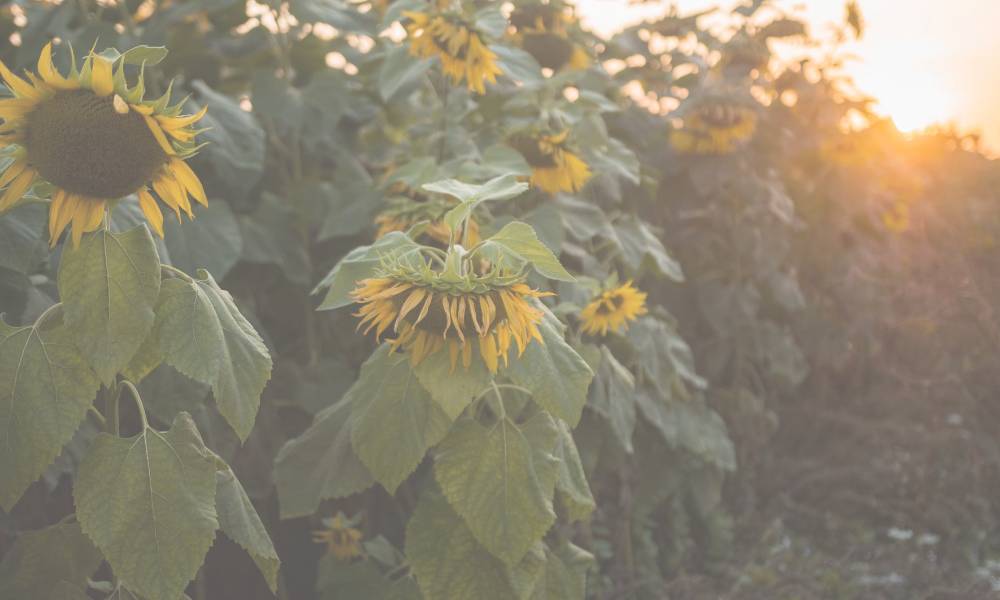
[379,45,431,101]
[406,492,547,600]
[480,221,574,282]
[289,0,376,32]
[473,5,508,38]
[412,347,490,419]
[635,383,735,472]
[491,45,544,85]
[273,397,374,519]
[0,313,100,510]
[434,412,559,564]
[552,420,595,522]
[424,174,529,235]
[351,346,452,494]
[240,193,312,286]
[74,413,219,600]
[119,45,169,65]
[163,201,243,280]
[506,306,593,427]
[216,465,281,593]
[57,226,161,385]
[627,316,706,392]
[612,216,683,281]
[587,345,636,454]
[315,232,420,310]
[191,82,266,201]
[529,542,594,600]
[154,271,272,441]
[0,521,102,598]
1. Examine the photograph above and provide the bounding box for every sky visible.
[574,0,1000,150]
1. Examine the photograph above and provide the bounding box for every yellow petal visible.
[0,168,35,212]
[37,42,78,91]
[153,174,190,218]
[0,158,27,189]
[89,55,114,96]
[137,188,164,238]
[70,199,105,248]
[51,193,79,247]
[48,190,66,241]
[169,158,207,206]
[143,115,175,155]
[157,105,208,130]
[0,58,41,100]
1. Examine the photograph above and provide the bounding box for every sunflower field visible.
[2,0,1000,598]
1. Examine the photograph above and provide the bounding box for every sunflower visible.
[511,130,591,194]
[579,281,648,336]
[0,43,208,247]
[670,102,758,155]
[404,11,502,95]
[881,199,910,233]
[351,264,552,374]
[311,513,363,561]
[509,3,590,72]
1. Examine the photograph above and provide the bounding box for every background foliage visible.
[2,0,1000,598]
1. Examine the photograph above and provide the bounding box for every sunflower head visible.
[403,11,502,95]
[579,281,648,336]
[509,3,572,34]
[351,258,553,374]
[510,130,591,194]
[311,513,364,561]
[881,199,911,233]
[509,2,588,72]
[0,43,208,247]
[670,100,758,155]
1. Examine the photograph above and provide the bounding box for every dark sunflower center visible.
[521,32,573,71]
[25,90,168,199]
[595,293,625,315]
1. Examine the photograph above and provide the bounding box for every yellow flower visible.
[0,43,208,247]
[511,131,591,194]
[509,4,589,72]
[351,272,552,374]
[312,514,363,561]
[670,102,757,155]
[881,200,910,233]
[404,11,502,95]
[580,281,648,336]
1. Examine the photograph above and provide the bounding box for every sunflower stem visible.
[489,381,507,419]
[161,262,195,282]
[120,379,150,431]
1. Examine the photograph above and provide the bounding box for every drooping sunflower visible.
[509,2,590,72]
[404,11,502,95]
[311,513,363,561]
[670,101,758,155]
[352,263,552,374]
[0,43,208,247]
[510,130,591,194]
[579,281,648,336]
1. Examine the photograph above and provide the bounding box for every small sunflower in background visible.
[670,99,758,155]
[580,281,648,336]
[352,262,552,373]
[403,10,502,95]
[312,513,364,561]
[509,2,590,72]
[880,200,910,233]
[374,194,481,247]
[510,130,591,194]
[0,43,208,247]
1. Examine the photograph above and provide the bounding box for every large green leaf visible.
[57,226,161,385]
[216,465,281,593]
[351,346,453,494]
[491,45,544,86]
[0,521,102,598]
[424,174,529,234]
[0,313,100,510]
[434,412,559,564]
[479,221,574,282]
[529,542,594,600]
[505,307,593,427]
[635,383,736,472]
[190,82,265,201]
[378,45,431,101]
[314,232,420,310]
[552,420,595,522]
[154,271,272,441]
[74,413,219,600]
[273,397,374,519]
[611,216,683,281]
[240,193,312,286]
[627,316,707,392]
[406,492,546,600]
[412,348,491,420]
[587,345,637,454]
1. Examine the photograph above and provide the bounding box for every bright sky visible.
[575,0,1000,150]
